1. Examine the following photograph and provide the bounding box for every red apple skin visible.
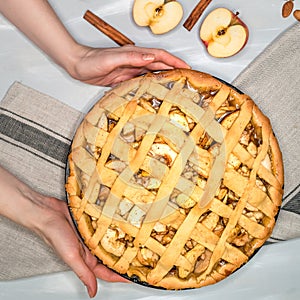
[232,16,249,56]
[231,12,249,52]
[200,8,249,58]
[231,11,247,28]
[201,39,209,48]
[228,16,249,57]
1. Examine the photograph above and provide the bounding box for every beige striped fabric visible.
[232,22,300,242]
[0,83,82,279]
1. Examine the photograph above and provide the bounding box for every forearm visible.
[0,165,46,232]
[0,0,83,73]
[0,0,189,87]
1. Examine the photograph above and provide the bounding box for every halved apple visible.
[200,8,249,58]
[133,0,183,34]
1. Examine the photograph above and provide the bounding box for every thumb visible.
[66,255,98,298]
[77,267,98,298]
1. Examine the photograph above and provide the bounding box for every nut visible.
[282,1,294,18]
[198,132,213,148]
[153,233,164,243]
[240,165,250,177]
[293,9,300,21]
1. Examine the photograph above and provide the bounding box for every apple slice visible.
[133,0,183,34]
[133,0,164,26]
[200,8,249,58]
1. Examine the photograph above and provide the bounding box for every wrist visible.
[9,187,66,245]
[16,188,47,234]
[61,43,93,81]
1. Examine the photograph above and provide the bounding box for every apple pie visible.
[66,69,284,289]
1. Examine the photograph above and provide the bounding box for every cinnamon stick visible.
[183,0,212,31]
[83,10,135,46]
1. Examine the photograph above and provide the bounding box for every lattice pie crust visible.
[66,69,284,289]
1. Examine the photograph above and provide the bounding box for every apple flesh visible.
[200,8,249,58]
[133,0,183,34]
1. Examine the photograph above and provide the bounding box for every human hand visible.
[31,196,129,298]
[68,44,190,86]
[1,1,189,87]
[0,166,127,298]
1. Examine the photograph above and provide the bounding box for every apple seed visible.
[217,29,226,36]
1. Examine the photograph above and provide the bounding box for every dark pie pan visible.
[64,75,282,290]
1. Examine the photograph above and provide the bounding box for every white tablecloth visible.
[0,1,299,299]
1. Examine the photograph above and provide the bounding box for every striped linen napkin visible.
[0,22,299,280]
[0,82,82,279]
[232,22,300,243]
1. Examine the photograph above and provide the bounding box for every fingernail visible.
[85,285,94,298]
[142,53,155,61]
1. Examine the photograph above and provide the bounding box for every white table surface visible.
[0,0,299,299]
[0,238,300,300]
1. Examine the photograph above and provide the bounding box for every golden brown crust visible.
[65,69,283,290]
